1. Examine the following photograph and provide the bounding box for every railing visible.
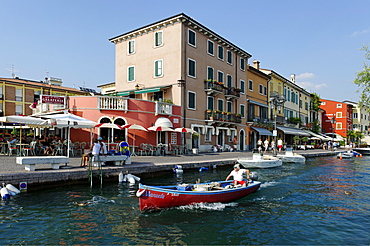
[205,110,242,123]
[98,96,128,111]
[155,101,172,115]
[225,87,241,99]
[204,80,224,93]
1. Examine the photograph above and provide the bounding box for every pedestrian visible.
[257,138,262,153]
[81,138,104,167]
[277,138,283,153]
[271,140,276,153]
[328,141,331,151]
[263,139,269,153]
[225,164,250,187]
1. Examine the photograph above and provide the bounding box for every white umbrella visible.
[174,127,195,133]
[0,116,50,155]
[95,123,124,129]
[41,113,96,157]
[121,124,148,155]
[148,126,174,145]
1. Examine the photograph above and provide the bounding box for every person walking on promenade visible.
[225,164,250,187]
[277,138,283,153]
[263,139,269,154]
[257,139,262,153]
[271,140,276,154]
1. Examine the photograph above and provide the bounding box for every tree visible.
[310,93,321,133]
[353,45,370,109]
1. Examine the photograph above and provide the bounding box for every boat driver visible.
[225,164,250,187]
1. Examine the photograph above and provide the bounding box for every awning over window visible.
[115,91,130,96]
[304,130,331,141]
[276,126,310,136]
[251,127,273,136]
[191,124,205,134]
[154,117,173,128]
[134,87,162,94]
[215,127,231,136]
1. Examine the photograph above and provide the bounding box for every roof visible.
[0,77,86,94]
[109,13,252,59]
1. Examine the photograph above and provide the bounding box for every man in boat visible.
[225,164,250,187]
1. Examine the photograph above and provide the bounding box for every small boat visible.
[352,148,370,155]
[137,180,261,212]
[237,153,282,168]
[337,151,362,159]
[276,148,306,163]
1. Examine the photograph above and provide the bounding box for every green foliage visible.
[311,93,321,111]
[353,45,370,110]
[288,117,302,124]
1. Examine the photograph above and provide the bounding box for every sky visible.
[1,0,369,102]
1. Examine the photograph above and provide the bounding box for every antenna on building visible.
[11,65,16,78]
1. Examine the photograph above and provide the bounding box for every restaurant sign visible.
[41,95,65,105]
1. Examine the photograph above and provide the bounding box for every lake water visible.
[1,155,369,245]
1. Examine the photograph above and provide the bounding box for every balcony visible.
[205,110,242,123]
[225,87,241,100]
[98,96,128,111]
[204,80,224,96]
[155,101,172,115]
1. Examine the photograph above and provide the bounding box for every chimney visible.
[252,60,260,70]
[291,74,296,83]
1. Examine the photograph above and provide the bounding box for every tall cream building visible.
[108,13,252,151]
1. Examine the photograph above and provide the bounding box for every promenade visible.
[0,149,340,190]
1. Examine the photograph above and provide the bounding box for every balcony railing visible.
[155,101,172,115]
[225,87,241,100]
[98,96,128,111]
[204,80,224,95]
[205,110,242,123]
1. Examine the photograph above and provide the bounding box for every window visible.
[218,99,224,112]
[16,89,22,102]
[227,50,232,64]
[127,66,135,82]
[217,71,224,83]
[299,100,302,109]
[188,91,196,109]
[336,112,342,118]
[207,40,214,55]
[188,59,196,78]
[259,84,263,94]
[207,67,214,80]
[154,31,163,47]
[264,86,267,96]
[353,113,358,118]
[227,75,232,88]
[227,101,232,112]
[305,102,308,110]
[240,80,245,94]
[336,122,342,130]
[128,40,135,54]
[248,80,253,91]
[207,96,214,110]
[337,103,342,108]
[240,104,245,118]
[240,58,245,71]
[218,46,224,60]
[154,60,163,77]
[205,128,212,141]
[15,104,22,115]
[188,29,196,46]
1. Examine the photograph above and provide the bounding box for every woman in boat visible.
[225,164,250,187]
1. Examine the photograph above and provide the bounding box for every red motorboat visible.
[136,180,261,212]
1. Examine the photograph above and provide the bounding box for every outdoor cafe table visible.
[16,143,29,156]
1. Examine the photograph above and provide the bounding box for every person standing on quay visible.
[257,138,262,153]
[277,138,283,153]
[263,139,269,154]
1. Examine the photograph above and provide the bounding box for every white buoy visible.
[1,187,10,200]
[119,172,124,183]
[125,174,136,184]
[174,165,183,173]
[6,184,20,195]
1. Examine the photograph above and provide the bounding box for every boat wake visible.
[176,202,238,211]
[75,195,115,206]
[261,181,279,188]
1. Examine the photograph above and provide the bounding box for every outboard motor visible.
[249,172,258,181]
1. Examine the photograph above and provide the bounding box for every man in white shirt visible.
[225,164,250,187]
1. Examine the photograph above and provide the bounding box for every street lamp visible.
[270,93,286,156]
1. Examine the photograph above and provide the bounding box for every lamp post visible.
[270,93,286,156]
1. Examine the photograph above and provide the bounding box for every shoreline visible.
[0,149,342,190]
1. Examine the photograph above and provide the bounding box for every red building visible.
[320,99,353,140]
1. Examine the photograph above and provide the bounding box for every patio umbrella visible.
[40,112,96,157]
[174,127,195,133]
[148,126,174,144]
[0,115,50,154]
[121,124,148,153]
[95,123,124,129]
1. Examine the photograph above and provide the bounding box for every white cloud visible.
[296,81,328,91]
[351,28,370,37]
[296,72,316,80]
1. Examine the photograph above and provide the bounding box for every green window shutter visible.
[155,60,162,77]
[241,105,245,117]
[155,32,163,46]
[188,92,196,109]
[207,67,214,80]
[189,59,196,77]
[128,66,135,81]
[207,97,214,110]
[240,58,245,70]
[189,30,196,46]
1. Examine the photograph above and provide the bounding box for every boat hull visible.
[353,148,370,155]
[138,181,261,212]
[276,155,306,163]
[237,158,282,168]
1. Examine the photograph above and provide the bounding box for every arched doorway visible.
[98,117,127,143]
[239,129,245,151]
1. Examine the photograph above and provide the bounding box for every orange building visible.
[320,99,353,140]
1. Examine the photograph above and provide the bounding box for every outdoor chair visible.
[137,143,147,156]
[7,141,18,156]
[54,143,65,156]
[23,141,36,156]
